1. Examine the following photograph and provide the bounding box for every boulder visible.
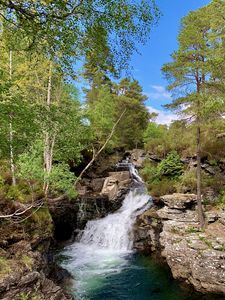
[101,171,131,200]
[129,149,146,168]
[159,193,197,209]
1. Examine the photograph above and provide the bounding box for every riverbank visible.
[134,193,225,297]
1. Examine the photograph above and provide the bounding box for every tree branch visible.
[75,109,126,185]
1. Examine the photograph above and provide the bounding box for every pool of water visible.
[57,251,222,300]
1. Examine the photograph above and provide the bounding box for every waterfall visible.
[79,189,150,251]
[60,167,151,299]
[129,164,144,183]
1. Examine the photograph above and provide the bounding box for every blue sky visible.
[131,0,210,124]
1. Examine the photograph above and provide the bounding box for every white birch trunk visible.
[9,50,16,186]
[43,61,55,197]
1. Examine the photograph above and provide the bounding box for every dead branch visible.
[75,109,126,185]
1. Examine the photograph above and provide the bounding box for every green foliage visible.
[175,169,196,193]
[5,185,25,202]
[19,293,29,300]
[157,151,184,178]
[147,178,177,198]
[143,122,165,143]
[17,140,44,184]
[114,78,149,148]
[88,86,116,146]
[0,0,159,72]
[48,164,77,199]
[141,152,183,197]
[0,176,4,188]
[17,141,77,199]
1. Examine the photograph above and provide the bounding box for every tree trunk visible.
[9,50,16,186]
[43,61,53,197]
[196,120,205,229]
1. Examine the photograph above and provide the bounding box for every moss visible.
[5,185,25,202]
[185,226,201,234]
[19,293,29,300]
[29,208,53,237]
[0,256,11,275]
[21,255,33,271]
[198,235,213,248]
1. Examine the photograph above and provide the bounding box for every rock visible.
[129,149,146,168]
[205,211,218,223]
[156,206,197,222]
[101,177,119,199]
[101,171,131,200]
[90,178,105,193]
[0,241,74,300]
[159,193,197,209]
[133,189,225,296]
[160,227,225,295]
[108,171,130,181]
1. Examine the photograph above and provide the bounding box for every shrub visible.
[48,163,77,198]
[147,178,177,197]
[175,168,196,193]
[5,185,25,202]
[157,151,184,178]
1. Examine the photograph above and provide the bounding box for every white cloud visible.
[147,106,178,125]
[145,85,171,100]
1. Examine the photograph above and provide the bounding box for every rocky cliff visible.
[134,193,225,296]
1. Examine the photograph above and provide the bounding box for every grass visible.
[21,255,33,271]
[198,235,213,248]
[0,256,11,275]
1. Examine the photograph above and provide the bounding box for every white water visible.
[129,164,144,183]
[60,185,151,299]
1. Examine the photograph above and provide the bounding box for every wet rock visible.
[101,171,131,200]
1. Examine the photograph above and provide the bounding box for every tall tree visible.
[114,78,149,148]
[162,6,212,228]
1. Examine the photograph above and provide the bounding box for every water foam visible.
[60,175,151,298]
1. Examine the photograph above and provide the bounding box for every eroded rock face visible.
[0,241,73,300]
[160,220,225,295]
[133,193,225,296]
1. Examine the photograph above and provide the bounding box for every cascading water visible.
[78,189,151,251]
[59,166,151,299]
[58,165,207,300]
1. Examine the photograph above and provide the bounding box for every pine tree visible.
[162,6,212,228]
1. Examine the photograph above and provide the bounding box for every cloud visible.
[145,85,171,100]
[147,106,178,125]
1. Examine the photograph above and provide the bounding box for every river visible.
[57,188,220,300]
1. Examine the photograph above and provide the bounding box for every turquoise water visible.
[58,252,223,300]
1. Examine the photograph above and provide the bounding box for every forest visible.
[0,1,225,300]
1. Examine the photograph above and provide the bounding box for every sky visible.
[131,0,210,124]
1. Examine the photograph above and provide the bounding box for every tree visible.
[114,78,150,148]
[0,0,160,73]
[162,6,212,228]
